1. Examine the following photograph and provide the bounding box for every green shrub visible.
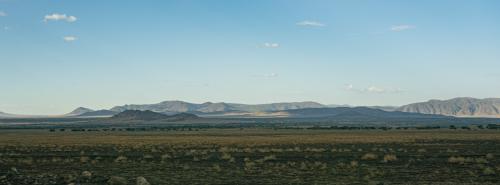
[483,167,496,175]
[486,153,495,159]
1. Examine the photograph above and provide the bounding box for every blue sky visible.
[1,0,500,114]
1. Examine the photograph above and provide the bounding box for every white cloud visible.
[262,43,279,48]
[296,21,325,27]
[345,84,403,94]
[263,73,278,78]
[0,11,6,17]
[44,13,77,22]
[254,73,278,78]
[390,25,416,32]
[3,26,9,30]
[345,84,354,91]
[366,86,386,93]
[63,36,77,42]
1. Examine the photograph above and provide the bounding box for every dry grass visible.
[486,153,495,159]
[1,129,499,147]
[383,154,398,162]
[361,153,378,160]
[1,129,500,184]
[448,156,466,164]
[114,156,128,163]
[483,167,496,175]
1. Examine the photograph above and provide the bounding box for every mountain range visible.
[109,101,326,114]
[279,107,444,119]
[397,97,500,118]
[110,110,199,121]
[1,97,500,119]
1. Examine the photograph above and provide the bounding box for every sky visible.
[1,0,500,115]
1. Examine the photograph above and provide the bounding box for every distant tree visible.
[486,124,500,129]
[461,126,470,130]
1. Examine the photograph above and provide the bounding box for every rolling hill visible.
[280,107,447,119]
[109,110,199,121]
[65,107,94,116]
[77,110,118,117]
[0,111,19,118]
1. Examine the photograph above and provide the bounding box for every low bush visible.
[361,153,378,160]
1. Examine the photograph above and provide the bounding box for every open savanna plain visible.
[0,129,499,185]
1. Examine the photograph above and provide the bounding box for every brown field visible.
[0,129,499,184]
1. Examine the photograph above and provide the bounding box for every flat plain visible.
[0,129,499,184]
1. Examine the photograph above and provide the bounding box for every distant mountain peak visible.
[77,110,117,117]
[66,107,94,116]
[159,100,188,104]
[398,97,500,118]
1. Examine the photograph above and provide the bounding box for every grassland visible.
[0,129,499,184]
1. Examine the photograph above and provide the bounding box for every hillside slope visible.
[110,110,198,121]
[282,107,446,119]
[110,101,326,114]
[397,97,500,117]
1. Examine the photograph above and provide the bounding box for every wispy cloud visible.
[262,43,279,48]
[390,25,416,32]
[345,84,403,94]
[262,73,278,78]
[366,86,386,93]
[345,84,354,91]
[253,73,278,78]
[0,11,6,17]
[63,36,77,42]
[44,13,77,22]
[296,20,325,27]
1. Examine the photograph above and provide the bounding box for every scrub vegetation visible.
[0,129,499,184]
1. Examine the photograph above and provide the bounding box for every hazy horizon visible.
[1,0,500,114]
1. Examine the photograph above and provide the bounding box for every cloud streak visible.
[390,25,416,32]
[63,36,77,42]
[345,84,403,94]
[44,13,77,22]
[253,73,278,78]
[262,43,279,48]
[296,21,325,27]
[0,11,6,17]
